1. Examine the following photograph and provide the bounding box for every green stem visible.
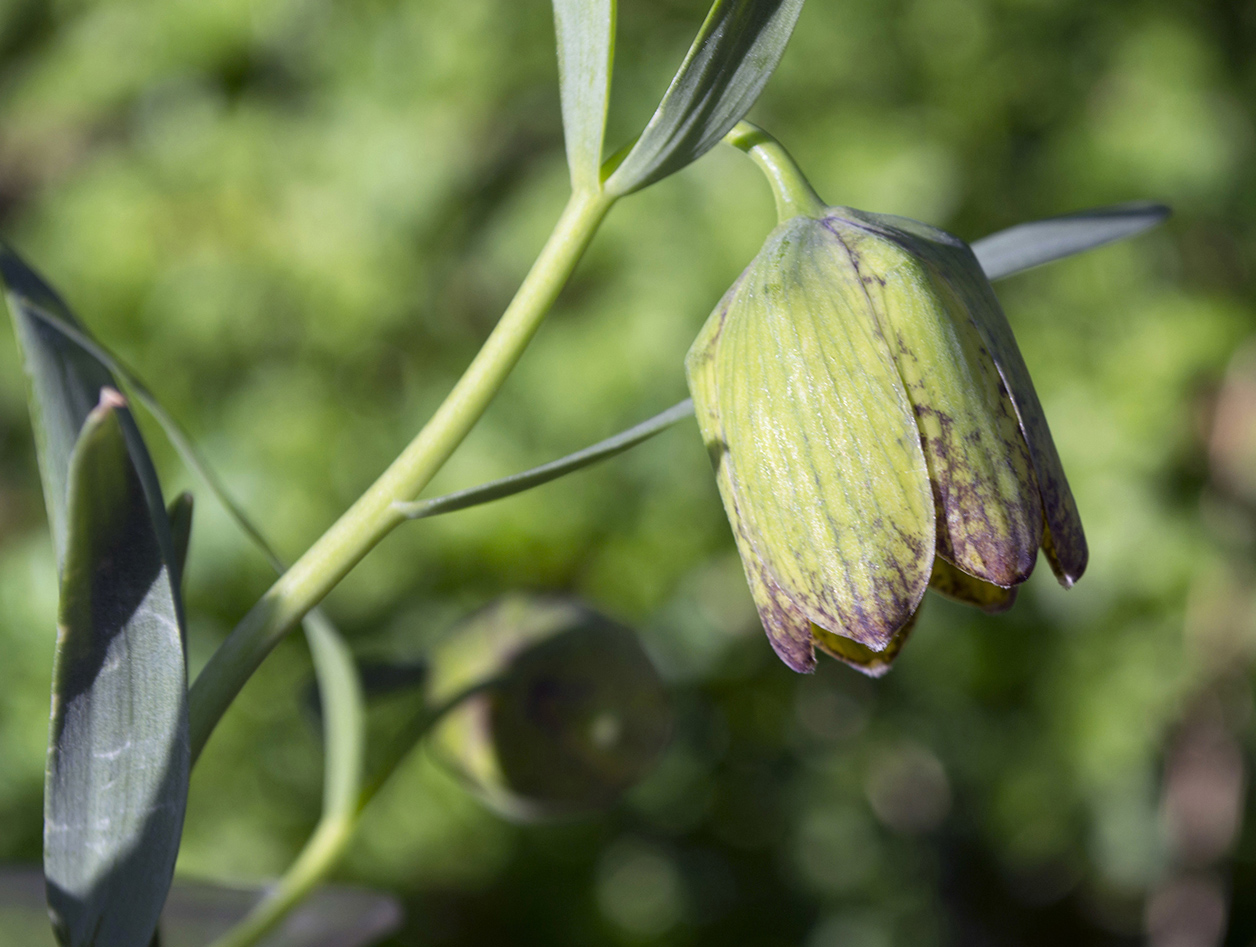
[189,186,616,763]
[204,811,358,947]
[723,121,826,222]
[203,686,476,947]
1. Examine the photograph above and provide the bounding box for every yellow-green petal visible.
[811,611,918,678]
[928,557,1017,614]
[828,210,1043,587]
[686,216,935,655]
[870,212,1088,586]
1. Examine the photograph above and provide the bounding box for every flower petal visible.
[928,557,1018,614]
[902,227,1087,586]
[827,211,1043,587]
[967,292,1086,585]
[687,217,936,653]
[810,611,918,678]
[688,283,817,672]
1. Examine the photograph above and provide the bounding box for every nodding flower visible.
[686,127,1085,676]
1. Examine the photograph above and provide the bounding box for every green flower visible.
[686,198,1086,676]
[427,597,672,818]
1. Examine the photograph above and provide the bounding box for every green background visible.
[1,0,1255,944]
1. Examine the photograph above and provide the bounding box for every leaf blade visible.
[393,399,693,520]
[554,0,616,192]
[972,201,1170,281]
[604,0,805,196]
[44,392,188,947]
[2,247,120,563]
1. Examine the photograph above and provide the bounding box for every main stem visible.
[189,187,615,762]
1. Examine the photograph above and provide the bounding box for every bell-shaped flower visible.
[685,129,1088,676]
[426,596,672,818]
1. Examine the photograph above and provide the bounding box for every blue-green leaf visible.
[44,391,188,947]
[167,492,194,592]
[554,0,615,192]
[2,246,123,564]
[604,0,805,196]
[206,611,366,947]
[972,202,1170,281]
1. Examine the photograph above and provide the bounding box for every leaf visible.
[553,0,615,192]
[302,613,366,844]
[1,246,127,563]
[394,399,693,520]
[604,0,805,196]
[10,298,279,574]
[167,492,194,591]
[205,612,365,947]
[0,245,187,946]
[44,392,189,947]
[0,867,403,947]
[971,202,1170,281]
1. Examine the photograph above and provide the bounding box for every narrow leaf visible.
[554,0,615,192]
[303,613,365,823]
[15,299,281,573]
[972,202,1170,282]
[604,0,805,196]
[394,399,693,520]
[45,392,188,947]
[2,246,125,562]
[167,492,194,591]
[3,250,374,944]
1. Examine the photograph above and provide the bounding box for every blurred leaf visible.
[44,392,188,947]
[971,202,1171,281]
[554,0,615,192]
[396,399,693,520]
[604,0,805,195]
[11,301,279,572]
[0,868,402,947]
[1,245,130,563]
[302,612,365,848]
[1,245,187,945]
[427,597,672,819]
[167,492,194,591]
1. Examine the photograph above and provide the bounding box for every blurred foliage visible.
[1,0,1256,945]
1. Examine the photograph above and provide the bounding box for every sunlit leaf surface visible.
[553,0,615,192]
[605,0,805,195]
[44,394,187,947]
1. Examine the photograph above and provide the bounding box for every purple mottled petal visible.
[711,219,936,651]
[811,609,918,678]
[826,210,1044,588]
[928,556,1018,614]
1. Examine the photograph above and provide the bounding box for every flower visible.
[685,204,1086,676]
[427,596,672,818]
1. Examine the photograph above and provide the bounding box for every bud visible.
[427,597,672,819]
[686,204,1086,676]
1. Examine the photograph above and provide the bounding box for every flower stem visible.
[724,121,826,222]
[202,685,478,947]
[188,186,616,763]
[203,810,358,947]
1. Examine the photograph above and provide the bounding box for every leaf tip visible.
[97,387,127,412]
